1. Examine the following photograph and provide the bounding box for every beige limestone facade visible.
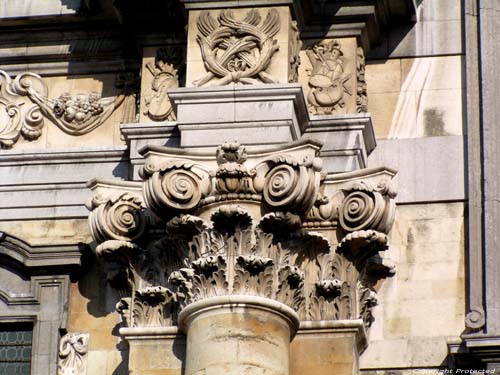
[0,0,492,374]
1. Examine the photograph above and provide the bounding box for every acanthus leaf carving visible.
[87,143,398,331]
[132,286,177,327]
[195,9,281,86]
[57,333,90,375]
[306,40,352,114]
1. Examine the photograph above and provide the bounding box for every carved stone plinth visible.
[169,84,308,147]
[179,295,299,375]
[120,327,185,375]
[291,320,367,375]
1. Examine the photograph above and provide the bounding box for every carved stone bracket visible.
[87,141,397,331]
[57,333,90,375]
[0,70,131,147]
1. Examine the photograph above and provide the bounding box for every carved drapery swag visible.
[87,141,397,330]
[0,70,131,147]
[194,9,281,86]
[57,333,89,375]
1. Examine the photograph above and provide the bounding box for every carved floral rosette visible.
[87,141,397,331]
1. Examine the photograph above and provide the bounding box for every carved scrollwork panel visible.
[0,70,132,147]
[57,333,89,375]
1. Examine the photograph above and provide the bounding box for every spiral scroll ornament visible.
[88,193,146,243]
[262,155,322,214]
[142,161,210,220]
[338,180,396,234]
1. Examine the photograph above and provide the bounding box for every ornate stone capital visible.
[87,141,397,331]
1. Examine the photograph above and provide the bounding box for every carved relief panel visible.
[298,38,366,115]
[0,71,137,149]
[139,46,185,122]
[186,7,296,87]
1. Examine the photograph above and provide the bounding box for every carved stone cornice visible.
[87,141,397,332]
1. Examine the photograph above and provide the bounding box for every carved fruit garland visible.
[0,70,130,147]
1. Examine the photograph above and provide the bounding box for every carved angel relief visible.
[0,70,130,147]
[306,40,352,114]
[195,9,281,86]
[87,142,397,330]
[144,47,184,121]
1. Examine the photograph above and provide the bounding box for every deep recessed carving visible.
[195,9,281,86]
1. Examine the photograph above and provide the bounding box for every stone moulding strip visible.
[298,319,368,353]
[120,326,180,340]
[0,146,128,166]
[0,231,83,268]
[177,294,301,337]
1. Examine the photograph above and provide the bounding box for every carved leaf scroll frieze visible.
[195,9,281,86]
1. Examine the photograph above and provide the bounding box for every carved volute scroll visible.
[87,141,397,331]
[57,333,89,375]
[0,70,132,147]
[306,40,352,114]
[194,9,281,86]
